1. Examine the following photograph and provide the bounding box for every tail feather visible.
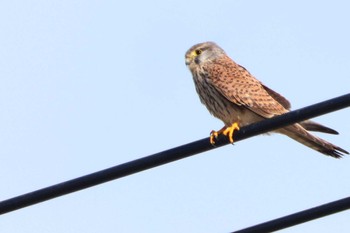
[278,124,349,158]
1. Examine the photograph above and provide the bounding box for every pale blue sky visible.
[1,1,350,232]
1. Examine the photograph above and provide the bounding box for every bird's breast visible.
[193,71,243,125]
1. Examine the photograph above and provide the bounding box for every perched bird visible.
[185,41,348,158]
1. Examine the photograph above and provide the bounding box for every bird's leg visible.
[210,126,227,145]
[223,122,240,143]
[210,122,240,145]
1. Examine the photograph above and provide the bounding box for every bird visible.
[185,41,348,158]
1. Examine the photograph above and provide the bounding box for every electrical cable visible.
[0,93,349,216]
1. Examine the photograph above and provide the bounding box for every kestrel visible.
[185,41,348,158]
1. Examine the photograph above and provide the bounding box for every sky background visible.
[1,1,350,232]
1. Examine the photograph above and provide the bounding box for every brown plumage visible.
[185,41,348,158]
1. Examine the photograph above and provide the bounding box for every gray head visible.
[185,42,226,68]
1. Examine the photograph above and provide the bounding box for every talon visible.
[222,122,240,143]
[210,130,219,145]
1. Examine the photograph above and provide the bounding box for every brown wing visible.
[239,65,292,109]
[261,84,291,109]
[205,56,288,118]
[299,120,339,134]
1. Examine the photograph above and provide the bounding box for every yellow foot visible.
[209,123,240,145]
[210,130,219,145]
[223,122,240,144]
[210,126,226,145]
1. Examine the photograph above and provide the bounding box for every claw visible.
[210,130,219,145]
[222,122,240,143]
[209,123,240,145]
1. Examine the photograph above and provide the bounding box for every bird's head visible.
[185,42,225,70]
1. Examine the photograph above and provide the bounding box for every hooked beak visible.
[185,57,191,66]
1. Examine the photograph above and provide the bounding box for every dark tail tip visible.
[322,146,349,158]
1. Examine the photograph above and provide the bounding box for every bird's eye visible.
[195,49,202,55]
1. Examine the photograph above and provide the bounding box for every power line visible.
[232,196,350,233]
[0,93,349,215]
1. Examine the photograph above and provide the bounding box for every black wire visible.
[0,93,349,216]
[232,196,350,233]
